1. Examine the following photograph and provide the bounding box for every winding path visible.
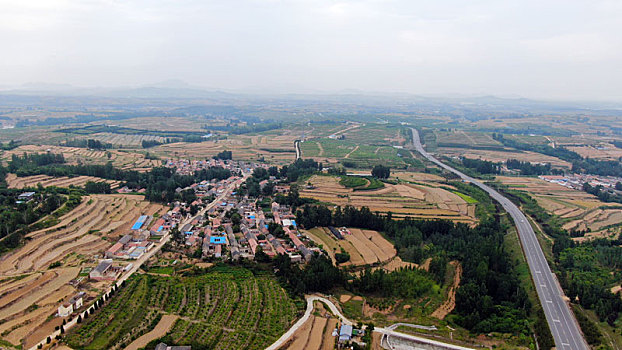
[266,295,473,350]
[410,128,587,350]
[294,140,301,160]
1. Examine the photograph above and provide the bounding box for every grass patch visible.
[148,266,175,275]
[451,191,477,204]
[339,176,368,188]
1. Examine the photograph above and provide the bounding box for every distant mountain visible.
[1,82,621,115]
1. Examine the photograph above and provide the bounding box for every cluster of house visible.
[539,174,622,191]
[166,158,263,176]
[174,181,317,262]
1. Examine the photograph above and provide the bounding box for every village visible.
[539,173,622,191]
[53,158,323,335]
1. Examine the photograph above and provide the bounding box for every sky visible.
[1,0,621,101]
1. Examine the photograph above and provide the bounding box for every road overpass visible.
[410,128,588,350]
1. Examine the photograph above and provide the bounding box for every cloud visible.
[0,0,620,101]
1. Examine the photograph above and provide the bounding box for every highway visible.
[410,128,588,350]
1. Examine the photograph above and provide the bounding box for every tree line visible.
[0,187,82,254]
[9,153,231,204]
[62,138,112,150]
[506,159,559,175]
[582,182,622,204]
[493,133,622,176]
[294,204,532,337]
[460,157,501,175]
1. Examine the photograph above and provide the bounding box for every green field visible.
[339,176,368,188]
[451,191,478,204]
[340,124,403,145]
[66,267,299,350]
[339,176,385,191]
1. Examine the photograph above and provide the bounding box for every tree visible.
[254,246,271,263]
[214,150,232,160]
[371,165,390,179]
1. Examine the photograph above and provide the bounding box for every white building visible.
[57,292,85,317]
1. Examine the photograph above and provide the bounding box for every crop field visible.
[300,138,418,168]
[496,176,622,240]
[390,171,446,184]
[434,130,503,148]
[0,267,79,348]
[566,143,622,161]
[300,175,477,223]
[0,194,165,348]
[90,132,167,147]
[100,116,202,132]
[152,132,297,165]
[280,301,337,350]
[303,227,397,267]
[6,173,120,189]
[437,147,571,167]
[1,144,161,171]
[300,138,356,159]
[125,314,179,350]
[65,268,299,350]
[339,124,405,146]
[1,194,164,275]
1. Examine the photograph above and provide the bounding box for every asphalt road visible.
[410,128,588,350]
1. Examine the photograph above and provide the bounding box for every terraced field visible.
[281,301,338,350]
[0,194,165,348]
[300,175,476,223]
[1,144,160,171]
[6,173,121,189]
[152,132,297,165]
[303,227,397,268]
[90,132,166,147]
[496,176,622,240]
[0,194,164,275]
[65,268,299,350]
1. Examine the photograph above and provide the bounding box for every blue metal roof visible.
[131,215,148,230]
[210,236,227,244]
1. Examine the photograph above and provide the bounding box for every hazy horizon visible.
[2,0,622,102]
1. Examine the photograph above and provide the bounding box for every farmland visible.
[303,227,397,268]
[0,194,165,348]
[89,132,166,147]
[300,175,476,223]
[495,176,622,240]
[151,131,298,165]
[1,145,161,171]
[65,267,299,350]
[0,194,164,275]
[280,301,338,350]
[438,147,571,167]
[6,173,120,189]
[300,138,421,169]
